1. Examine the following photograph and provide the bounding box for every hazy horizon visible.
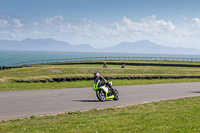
[1,38,200,55]
[1,38,200,50]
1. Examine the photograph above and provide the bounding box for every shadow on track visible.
[188,91,200,93]
[72,100,100,102]
[72,99,113,102]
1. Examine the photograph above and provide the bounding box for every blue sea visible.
[1,50,200,66]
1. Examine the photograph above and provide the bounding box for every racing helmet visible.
[94,72,100,80]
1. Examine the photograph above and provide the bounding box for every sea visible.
[1,50,200,66]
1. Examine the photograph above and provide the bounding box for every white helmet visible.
[94,72,100,79]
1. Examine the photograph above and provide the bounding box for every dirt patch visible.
[25,76,50,80]
[0,78,8,82]
[49,69,62,73]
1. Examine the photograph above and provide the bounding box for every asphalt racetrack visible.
[1,82,200,121]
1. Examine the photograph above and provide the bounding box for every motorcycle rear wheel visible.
[96,89,106,102]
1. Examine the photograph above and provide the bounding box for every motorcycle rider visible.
[94,72,112,95]
[94,72,106,87]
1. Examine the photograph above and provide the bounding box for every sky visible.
[1,0,200,49]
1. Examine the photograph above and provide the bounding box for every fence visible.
[13,56,200,66]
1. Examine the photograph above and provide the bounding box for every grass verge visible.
[1,64,200,82]
[1,96,200,132]
[0,78,200,91]
[1,62,200,91]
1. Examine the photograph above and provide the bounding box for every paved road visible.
[1,82,200,121]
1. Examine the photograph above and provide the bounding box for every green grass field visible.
[57,60,200,65]
[1,62,200,82]
[2,65,200,82]
[1,96,200,132]
[1,60,200,91]
[0,79,200,91]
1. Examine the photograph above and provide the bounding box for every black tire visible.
[96,89,105,102]
[113,89,119,101]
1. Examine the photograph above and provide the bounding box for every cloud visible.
[12,18,23,27]
[181,15,188,20]
[0,30,17,38]
[192,17,200,25]
[41,15,65,24]
[54,15,65,21]
[0,19,8,27]
[1,14,200,49]
[118,15,175,33]
[0,16,23,28]
[42,18,53,24]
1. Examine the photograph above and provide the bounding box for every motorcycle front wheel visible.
[113,89,119,101]
[96,89,105,102]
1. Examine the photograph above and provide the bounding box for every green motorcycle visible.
[93,81,119,102]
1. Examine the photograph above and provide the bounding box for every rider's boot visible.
[107,88,113,96]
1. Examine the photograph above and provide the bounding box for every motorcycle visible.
[93,81,119,102]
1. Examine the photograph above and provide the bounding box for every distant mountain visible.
[0,38,200,55]
[0,38,94,52]
[104,40,200,55]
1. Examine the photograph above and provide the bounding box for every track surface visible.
[1,82,200,121]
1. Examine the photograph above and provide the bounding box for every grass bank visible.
[1,64,200,82]
[1,96,200,132]
[1,60,200,91]
[0,78,200,91]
